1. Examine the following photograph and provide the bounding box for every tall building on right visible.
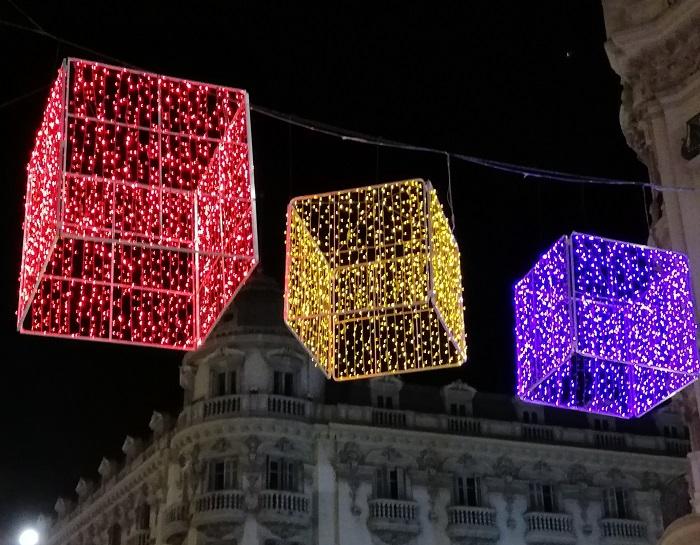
[601,1,700,542]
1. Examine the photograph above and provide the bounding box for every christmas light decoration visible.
[17,59,257,349]
[515,233,699,418]
[284,179,466,380]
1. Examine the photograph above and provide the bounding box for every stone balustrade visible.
[524,512,576,545]
[259,490,310,515]
[368,498,418,521]
[195,490,245,512]
[447,505,497,527]
[446,506,499,543]
[601,518,647,541]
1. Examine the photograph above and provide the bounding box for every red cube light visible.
[17,59,258,349]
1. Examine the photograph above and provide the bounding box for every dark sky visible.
[0,0,650,540]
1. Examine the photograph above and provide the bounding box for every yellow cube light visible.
[284,179,466,380]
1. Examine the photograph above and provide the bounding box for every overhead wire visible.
[1,17,695,201]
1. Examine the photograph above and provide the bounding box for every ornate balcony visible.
[446,505,499,542]
[372,408,407,427]
[367,498,420,545]
[203,395,241,419]
[524,512,576,545]
[600,518,648,545]
[257,490,311,539]
[192,491,245,535]
[162,502,188,545]
[266,394,307,417]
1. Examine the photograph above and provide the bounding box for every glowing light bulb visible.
[19,529,39,545]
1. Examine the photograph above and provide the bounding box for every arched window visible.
[266,456,301,492]
[108,525,121,545]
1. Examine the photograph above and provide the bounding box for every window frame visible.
[374,466,410,500]
[206,457,238,491]
[528,482,557,513]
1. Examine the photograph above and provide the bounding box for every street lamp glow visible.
[19,529,39,545]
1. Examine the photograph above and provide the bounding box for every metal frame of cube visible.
[284,178,466,381]
[17,59,258,350]
[515,232,699,418]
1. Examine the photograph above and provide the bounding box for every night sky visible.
[0,1,650,540]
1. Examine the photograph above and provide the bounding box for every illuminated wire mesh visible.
[17,59,258,349]
[284,179,466,380]
[515,233,699,418]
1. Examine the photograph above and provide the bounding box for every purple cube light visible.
[515,233,699,418]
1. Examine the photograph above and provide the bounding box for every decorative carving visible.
[494,456,516,478]
[380,446,402,463]
[244,435,261,463]
[417,449,441,522]
[338,442,364,516]
[567,463,591,485]
[211,437,231,453]
[275,437,294,452]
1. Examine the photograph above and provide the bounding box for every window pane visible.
[229,371,237,394]
[543,484,554,512]
[285,373,294,396]
[390,468,399,499]
[377,396,384,408]
[217,372,227,396]
[268,458,279,489]
[386,397,394,409]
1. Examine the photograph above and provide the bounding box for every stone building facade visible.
[600,0,700,541]
[43,274,689,545]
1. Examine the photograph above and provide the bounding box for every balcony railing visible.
[447,505,496,527]
[267,394,306,417]
[203,395,241,418]
[259,490,310,515]
[195,490,244,512]
[594,431,626,450]
[665,438,690,457]
[601,518,647,540]
[448,416,482,435]
[524,512,575,544]
[447,506,499,542]
[368,498,418,521]
[522,423,555,443]
[367,499,421,541]
[181,394,312,425]
[177,395,687,461]
[372,408,407,427]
